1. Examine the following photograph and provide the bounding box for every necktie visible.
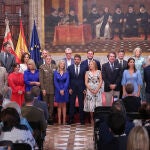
[110,63,114,71]
[75,65,78,76]
[5,53,8,65]
[120,60,123,68]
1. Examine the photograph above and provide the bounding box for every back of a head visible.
[24,92,34,103]
[3,101,21,116]
[1,107,20,130]
[108,111,126,135]
[125,83,134,94]
[127,126,149,150]
[31,86,40,97]
[111,100,126,117]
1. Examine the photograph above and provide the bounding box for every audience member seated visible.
[3,101,33,133]
[122,83,141,112]
[21,92,47,133]
[101,111,127,150]
[31,86,49,121]
[127,126,149,150]
[98,100,134,149]
[0,107,36,150]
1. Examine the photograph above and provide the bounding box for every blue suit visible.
[67,64,86,123]
[81,59,101,71]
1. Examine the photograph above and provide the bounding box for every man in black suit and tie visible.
[63,48,74,68]
[0,42,16,73]
[115,50,128,98]
[37,49,56,69]
[81,49,101,71]
[68,54,86,125]
[102,51,122,106]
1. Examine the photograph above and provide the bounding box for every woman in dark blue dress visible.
[54,60,69,125]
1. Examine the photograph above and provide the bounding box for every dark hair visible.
[108,112,126,135]
[24,92,34,103]
[125,83,134,94]
[139,102,150,116]
[13,63,20,70]
[1,107,20,131]
[31,86,40,97]
[3,41,10,48]
[127,57,136,72]
[107,51,116,59]
[87,49,94,54]
[118,49,125,53]
[111,100,126,118]
[74,54,81,60]
[21,52,30,63]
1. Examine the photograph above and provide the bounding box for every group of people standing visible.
[0,41,150,125]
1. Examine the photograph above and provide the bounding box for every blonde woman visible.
[24,59,40,91]
[84,60,103,124]
[54,60,69,125]
[133,47,146,100]
[127,126,149,150]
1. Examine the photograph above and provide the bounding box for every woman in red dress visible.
[8,63,25,106]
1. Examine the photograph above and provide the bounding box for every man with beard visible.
[124,5,138,37]
[86,5,100,39]
[111,5,124,40]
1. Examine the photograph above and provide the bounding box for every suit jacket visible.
[21,105,47,131]
[102,62,122,92]
[67,64,86,92]
[0,67,8,96]
[37,59,56,69]
[115,59,128,73]
[81,59,101,71]
[0,52,16,73]
[63,58,74,68]
[144,65,150,93]
[39,63,57,94]
[33,98,49,120]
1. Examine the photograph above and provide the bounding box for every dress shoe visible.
[80,122,85,125]
[48,119,54,125]
[67,120,73,125]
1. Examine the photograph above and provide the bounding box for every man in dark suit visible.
[63,48,74,68]
[115,50,128,99]
[81,49,101,71]
[31,86,49,121]
[102,51,122,106]
[68,54,86,125]
[0,42,16,73]
[37,49,56,69]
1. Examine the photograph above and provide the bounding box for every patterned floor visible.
[44,124,94,150]
[46,37,150,53]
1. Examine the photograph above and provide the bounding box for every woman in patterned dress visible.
[84,60,103,124]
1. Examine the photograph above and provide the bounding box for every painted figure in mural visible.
[124,4,138,37]
[111,5,124,40]
[137,4,149,40]
[96,6,112,39]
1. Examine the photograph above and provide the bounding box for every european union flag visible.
[29,21,42,66]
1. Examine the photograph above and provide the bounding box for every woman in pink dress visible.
[8,63,25,106]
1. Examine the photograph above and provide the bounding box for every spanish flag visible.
[15,19,29,60]
[2,18,20,63]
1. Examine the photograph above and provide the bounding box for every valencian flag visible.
[15,19,29,60]
[2,18,20,63]
[29,21,42,66]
